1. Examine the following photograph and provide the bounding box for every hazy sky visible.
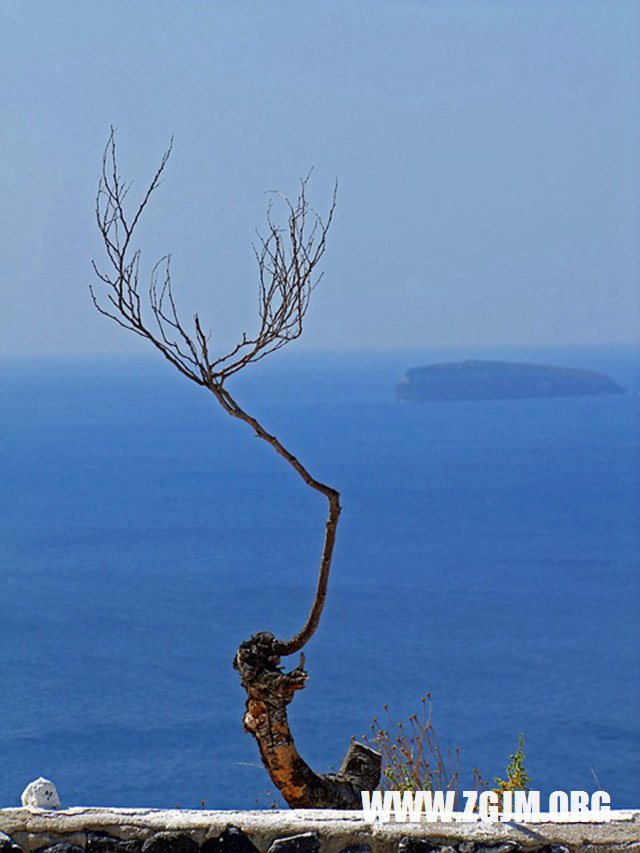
[1,0,639,355]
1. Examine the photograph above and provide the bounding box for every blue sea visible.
[1,346,639,810]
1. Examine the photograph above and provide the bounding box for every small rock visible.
[21,779,61,810]
[87,833,141,853]
[266,834,320,853]
[33,845,83,853]
[337,846,371,853]
[0,833,23,853]
[475,846,519,853]
[141,833,199,853]
[202,828,259,853]
[538,847,571,853]
[398,841,447,853]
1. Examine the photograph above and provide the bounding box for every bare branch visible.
[91,130,339,650]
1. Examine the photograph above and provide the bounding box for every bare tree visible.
[91,129,380,808]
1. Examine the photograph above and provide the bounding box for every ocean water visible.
[1,346,639,810]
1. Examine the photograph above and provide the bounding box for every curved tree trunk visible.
[216,385,382,807]
[234,632,381,808]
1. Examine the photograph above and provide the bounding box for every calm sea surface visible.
[1,346,639,809]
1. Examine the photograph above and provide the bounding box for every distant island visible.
[397,360,625,402]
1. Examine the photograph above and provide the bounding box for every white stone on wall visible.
[20,779,61,811]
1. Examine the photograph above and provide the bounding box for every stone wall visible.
[1,809,638,853]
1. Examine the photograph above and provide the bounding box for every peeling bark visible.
[234,632,381,809]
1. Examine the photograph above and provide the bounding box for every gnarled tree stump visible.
[234,632,381,808]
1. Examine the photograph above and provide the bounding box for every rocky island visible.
[397,359,625,402]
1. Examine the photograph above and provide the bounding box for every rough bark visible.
[234,632,381,808]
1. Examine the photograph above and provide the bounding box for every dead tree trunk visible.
[235,632,380,808]
[211,385,381,807]
[91,129,381,807]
